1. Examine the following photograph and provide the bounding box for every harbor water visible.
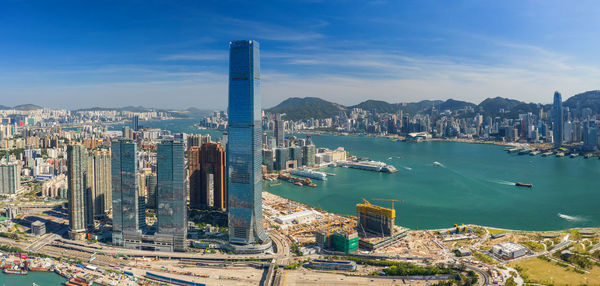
[116,119,600,231]
[0,272,66,286]
[266,134,600,231]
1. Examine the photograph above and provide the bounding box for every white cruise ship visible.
[290,169,328,180]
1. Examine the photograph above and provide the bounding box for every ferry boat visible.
[507,148,519,153]
[542,152,553,157]
[337,160,398,173]
[529,150,540,156]
[515,182,533,188]
[555,152,565,157]
[433,161,442,166]
[290,169,327,180]
[518,149,532,155]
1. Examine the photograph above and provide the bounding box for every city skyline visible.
[2,1,600,109]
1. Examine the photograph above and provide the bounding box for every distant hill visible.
[564,90,600,114]
[266,97,345,120]
[437,99,476,111]
[478,97,523,114]
[13,104,43,111]
[0,105,10,110]
[350,100,398,113]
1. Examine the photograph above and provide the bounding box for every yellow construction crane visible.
[372,198,404,209]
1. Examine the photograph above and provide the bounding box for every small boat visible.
[515,182,533,188]
[294,182,303,186]
[584,154,593,159]
[433,161,442,166]
[387,157,393,160]
[530,150,540,156]
[518,149,532,155]
[555,152,565,157]
[570,153,579,158]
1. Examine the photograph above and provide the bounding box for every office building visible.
[189,143,227,210]
[0,163,20,194]
[226,40,270,251]
[553,91,563,148]
[156,140,187,252]
[111,140,141,246]
[262,149,274,172]
[93,149,111,217]
[274,114,284,147]
[145,174,157,209]
[289,146,303,166]
[583,121,598,151]
[67,144,94,240]
[302,145,316,167]
[132,115,139,131]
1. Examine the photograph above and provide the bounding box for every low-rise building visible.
[491,242,527,260]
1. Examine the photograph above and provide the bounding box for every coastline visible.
[263,190,600,234]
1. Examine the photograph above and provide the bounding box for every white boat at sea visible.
[337,160,397,173]
[290,169,328,180]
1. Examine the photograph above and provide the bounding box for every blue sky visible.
[1,0,600,109]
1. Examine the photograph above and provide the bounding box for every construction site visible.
[262,193,418,256]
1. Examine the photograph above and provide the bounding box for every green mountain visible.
[478,97,523,114]
[564,90,600,114]
[266,97,345,120]
[350,100,398,113]
[437,99,476,111]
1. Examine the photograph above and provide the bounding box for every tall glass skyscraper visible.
[111,139,141,246]
[67,144,94,240]
[227,40,269,246]
[156,140,187,252]
[553,91,563,148]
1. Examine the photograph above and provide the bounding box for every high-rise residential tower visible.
[93,149,111,217]
[111,139,141,246]
[0,163,20,194]
[156,140,187,252]
[189,143,227,210]
[227,40,270,248]
[67,144,94,240]
[274,114,284,147]
[552,91,563,148]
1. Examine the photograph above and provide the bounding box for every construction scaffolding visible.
[356,198,395,237]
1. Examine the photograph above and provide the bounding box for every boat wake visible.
[558,213,584,222]
[491,179,516,186]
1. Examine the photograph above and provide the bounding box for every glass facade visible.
[156,140,187,251]
[227,40,268,245]
[553,91,563,148]
[67,144,94,237]
[111,140,140,246]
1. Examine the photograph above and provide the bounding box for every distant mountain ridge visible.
[0,104,43,111]
[266,90,600,120]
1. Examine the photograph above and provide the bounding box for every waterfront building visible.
[274,114,284,147]
[0,162,21,194]
[262,149,274,172]
[289,146,303,167]
[156,140,187,252]
[226,40,270,250]
[92,149,111,217]
[67,144,94,240]
[189,143,227,210]
[302,145,316,167]
[553,91,564,148]
[274,147,289,171]
[111,139,141,246]
[583,121,598,151]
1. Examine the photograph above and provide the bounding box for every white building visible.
[491,242,527,260]
[275,210,317,225]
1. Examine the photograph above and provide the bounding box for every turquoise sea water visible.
[112,119,600,230]
[0,272,65,286]
[266,135,600,231]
